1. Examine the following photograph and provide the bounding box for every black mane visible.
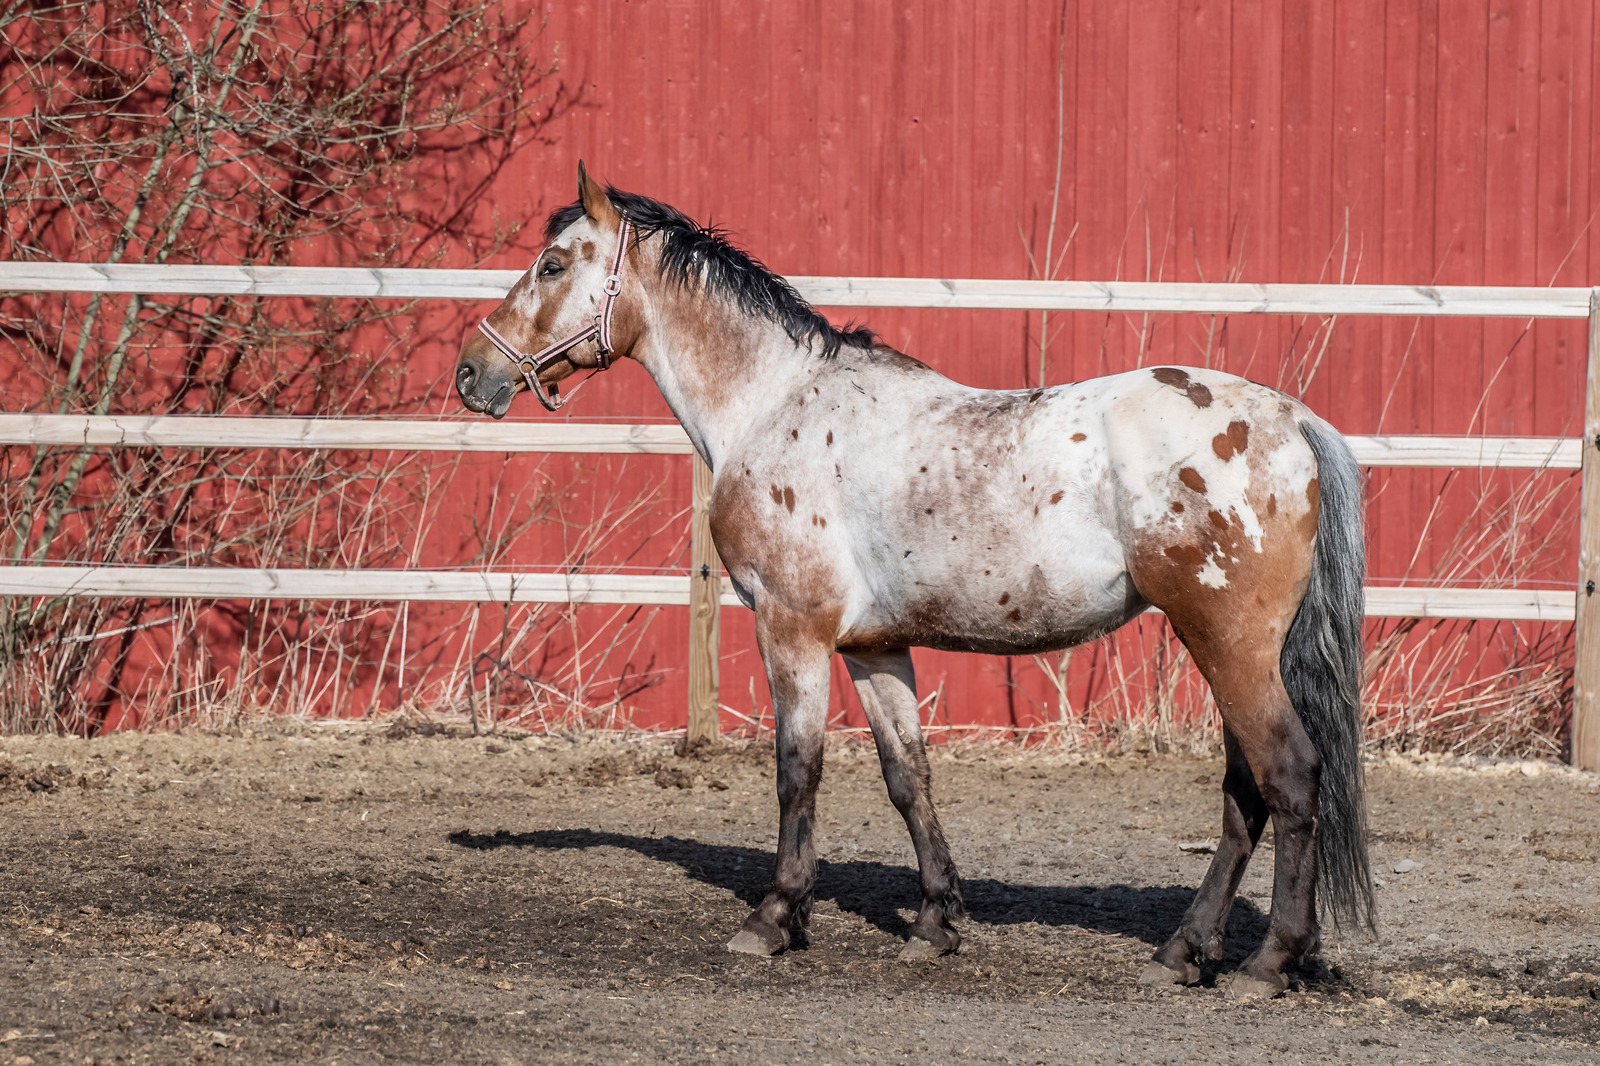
[544,188,875,359]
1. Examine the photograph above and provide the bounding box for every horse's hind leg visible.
[728,607,833,956]
[844,649,965,959]
[1160,640,1322,999]
[1140,726,1269,987]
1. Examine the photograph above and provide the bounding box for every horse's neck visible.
[632,296,809,471]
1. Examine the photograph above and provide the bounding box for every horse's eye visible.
[540,259,564,277]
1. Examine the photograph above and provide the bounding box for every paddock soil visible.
[2,726,1598,1065]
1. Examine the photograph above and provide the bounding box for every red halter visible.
[476,216,632,412]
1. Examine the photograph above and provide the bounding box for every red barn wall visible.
[366,1,1595,732]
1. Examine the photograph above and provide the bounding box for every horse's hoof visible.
[727,929,784,957]
[1138,960,1199,988]
[897,936,950,962]
[1226,971,1288,1001]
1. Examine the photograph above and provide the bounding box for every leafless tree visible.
[0,0,570,731]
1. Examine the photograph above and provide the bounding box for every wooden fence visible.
[2,263,1596,766]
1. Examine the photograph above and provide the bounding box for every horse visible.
[454,164,1374,1000]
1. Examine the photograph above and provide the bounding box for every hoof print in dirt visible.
[675,735,717,760]
[0,759,88,794]
[654,767,693,789]
[1226,973,1289,1002]
[1138,960,1200,988]
[727,929,784,956]
[897,936,950,962]
[150,987,282,1023]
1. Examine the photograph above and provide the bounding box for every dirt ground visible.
[1,724,1598,1065]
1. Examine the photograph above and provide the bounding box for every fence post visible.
[688,454,721,743]
[1574,289,1600,771]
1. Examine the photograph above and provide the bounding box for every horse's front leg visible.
[727,605,834,956]
[845,649,965,959]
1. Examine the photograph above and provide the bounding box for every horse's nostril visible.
[456,363,476,393]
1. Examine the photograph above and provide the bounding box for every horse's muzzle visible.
[455,358,516,419]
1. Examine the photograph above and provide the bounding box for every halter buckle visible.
[602,274,622,296]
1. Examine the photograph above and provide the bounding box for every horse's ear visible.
[577,161,620,228]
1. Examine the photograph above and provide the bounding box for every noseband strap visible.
[477,216,632,412]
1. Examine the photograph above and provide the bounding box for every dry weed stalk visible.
[440,455,687,736]
[1361,464,1576,758]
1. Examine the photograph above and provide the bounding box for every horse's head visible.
[456,162,632,418]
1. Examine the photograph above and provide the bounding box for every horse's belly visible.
[909,582,1142,655]
[837,512,1142,654]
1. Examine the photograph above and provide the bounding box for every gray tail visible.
[1280,417,1375,934]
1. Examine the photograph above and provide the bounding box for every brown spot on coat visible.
[826,430,833,445]
[1301,478,1320,540]
[1007,608,1023,622]
[783,486,795,513]
[1178,467,1207,494]
[1049,490,1064,504]
[1071,432,1087,442]
[1151,366,1213,408]
[1171,501,1185,513]
[1164,543,1206,568]
[1267,494,1277,516]
[999,592,1010,605]
[791,429,799,440]
[770,484,782,504]
[1212,420,1250,461]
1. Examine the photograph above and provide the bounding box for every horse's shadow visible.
[448,827,1269,952]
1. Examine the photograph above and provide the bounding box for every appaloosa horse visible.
[455,165,1374,999]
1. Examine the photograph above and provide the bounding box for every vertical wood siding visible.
[394,0,1597,732]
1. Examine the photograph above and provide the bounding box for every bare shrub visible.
[0,0,577,732]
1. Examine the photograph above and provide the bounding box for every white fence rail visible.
[0,566,1572,622]
[0,415,1583,469]
[2,261,1592,318]
[2,264,1596,765]
[0,566,744,608]
[0,414,696,454]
